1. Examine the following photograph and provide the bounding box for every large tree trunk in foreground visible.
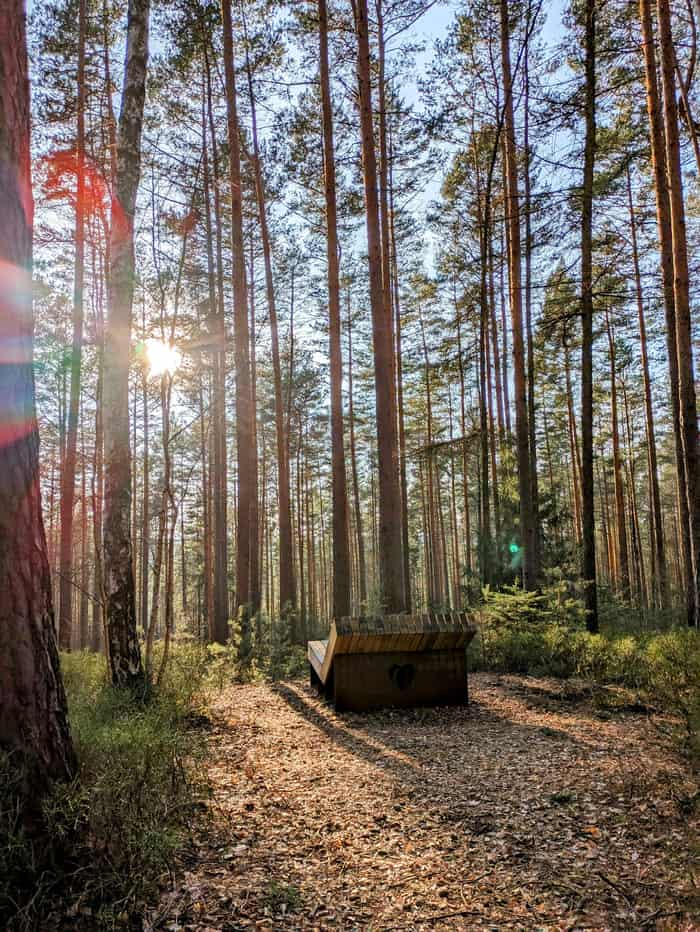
[0,0,75,787]
[580,0,598,631]
[102,0,149,687]
[352,0,406,613]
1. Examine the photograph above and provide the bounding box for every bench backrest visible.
[331,611,476,656]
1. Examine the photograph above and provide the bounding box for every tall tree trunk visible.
[248,237,261,616]
[0,0,75,789]
[352,0,405,613]
[639,0,692,621]
[202,40,229,644]
[140,304,149,634]
[180,503,187,620]
[448,388,462,608]
[59,0,87,651]
[580,0,598,631]
[347,301,367,610]
[523,26,540,573]
[479,285,493,586]
[418,303,441,605]
[241,23,296,618]
[79,414,90,649]
[627,165,667,608]
[563,339,583,544]
[91,236,105,652]
[499,0,538,588]
[202,41,228,644]
[388,128,412,612]
[656,0,700,626]
[599,458,613,584]
[102,0,150,687]
[456,310,473,577]
[484,267,502,559]
[221,0,256,641]
[499,226,512,437]
[145,376,171,677]
[200,92,217,641]
[198,364,213,639]
[319,0,351,619]
[376,0,411,599]
[606,308,630,600]
[622,380,648,607]
[296,432,306,636]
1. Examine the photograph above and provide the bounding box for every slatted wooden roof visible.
[308,612,477,687]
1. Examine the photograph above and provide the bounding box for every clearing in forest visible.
[152,674,699,930]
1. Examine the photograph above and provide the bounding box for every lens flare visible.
[146,338,181,377]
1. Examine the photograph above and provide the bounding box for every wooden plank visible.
[307,640,327,679]
[319,622,338,684]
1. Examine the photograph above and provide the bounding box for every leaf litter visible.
[147,673,699,931]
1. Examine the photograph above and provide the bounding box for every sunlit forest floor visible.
[149,675,699,930]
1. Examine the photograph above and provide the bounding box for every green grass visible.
[1,648,209,930]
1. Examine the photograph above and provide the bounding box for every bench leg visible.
[309,662,323,693]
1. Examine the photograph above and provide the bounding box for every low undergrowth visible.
[0,648,209,930]
[470,585,700,762]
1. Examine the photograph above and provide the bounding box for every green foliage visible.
[156,619,307,693]
[644,629,700,760]
[0,753,57,926]
[1,648,209,929]
[245,612,308,682]
[471,585,700,761]
[263,880,302,914]
[205,641,243,690]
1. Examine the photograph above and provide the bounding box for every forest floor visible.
[149,674,699,931]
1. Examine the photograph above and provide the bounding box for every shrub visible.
[1,648,208,929]
[470,584,700,761]
[642,629,700,759]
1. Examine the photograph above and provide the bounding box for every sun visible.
[146,338,182,377]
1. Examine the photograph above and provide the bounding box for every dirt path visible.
[151,674,699,931]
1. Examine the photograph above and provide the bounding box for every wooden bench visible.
[307,613,477,712]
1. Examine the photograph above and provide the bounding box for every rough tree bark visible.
[351,0,406,613]
[639,0,690,616]
[581,0,598,632]
[656,0,700,626]
[102,0,149,687]
[221,0,256,641]
[499,0,538,589]
[319,0,351,619]
[388,133,412,611]
[627,166,667,608]
[202,39,229,644]
[0,0,75,789]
